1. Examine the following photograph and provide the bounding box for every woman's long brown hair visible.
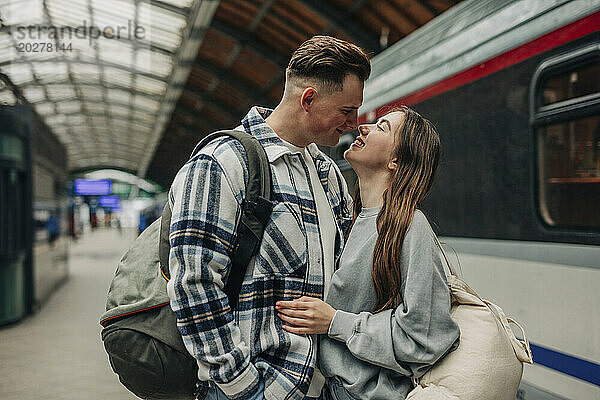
[352,106,441,312]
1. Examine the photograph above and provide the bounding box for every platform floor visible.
[0,228,140,400]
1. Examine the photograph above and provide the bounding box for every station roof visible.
[0,0,463,188]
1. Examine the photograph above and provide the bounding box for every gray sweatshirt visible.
[319,208,460,400]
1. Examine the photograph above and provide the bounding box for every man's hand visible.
[275,296,336,334]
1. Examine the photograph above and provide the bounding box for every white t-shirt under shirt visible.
[280,139,336,397]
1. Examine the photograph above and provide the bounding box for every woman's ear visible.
[387,158,398,171]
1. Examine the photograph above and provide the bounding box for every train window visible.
[542,62,600,105]
[534,48,600,230]
[536,116,600,228]
[0,134,24,163]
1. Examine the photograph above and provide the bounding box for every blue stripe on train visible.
[530,343,600,386]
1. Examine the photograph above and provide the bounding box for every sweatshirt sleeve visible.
[327,212,459,378]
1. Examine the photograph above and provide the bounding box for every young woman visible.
[276,106,460,400]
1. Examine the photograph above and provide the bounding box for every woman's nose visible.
[358,124,369,135]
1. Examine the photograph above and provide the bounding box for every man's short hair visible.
[286,35,371,93]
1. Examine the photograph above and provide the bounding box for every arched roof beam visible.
[0,59,168,82]
[192,61,271,105]
[20,80,162,100]
[387,2,421,29]
[71,165,139,176]
[171,112,219,135]
[172,107,217,128]
[67,147,146,158]
[210,21,288,69]
[347,0,371,15]
[70,158,138,171]
[413,0,439,18]
[181,87,241,122]
[32,98,158,115]
[48,112,154,128]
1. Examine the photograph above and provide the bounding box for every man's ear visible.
[300,87,317,112]
[388,158,398,171]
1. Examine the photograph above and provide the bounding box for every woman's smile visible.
[351,136,366,149]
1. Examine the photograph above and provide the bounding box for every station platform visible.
[0,228,139,400]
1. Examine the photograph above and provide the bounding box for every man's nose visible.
[346,109,358,130]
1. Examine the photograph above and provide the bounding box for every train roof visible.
[361,0,600,117]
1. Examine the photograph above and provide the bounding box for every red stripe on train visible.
[359,10,600,123]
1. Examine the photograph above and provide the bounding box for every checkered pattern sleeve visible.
[166,151,261,399]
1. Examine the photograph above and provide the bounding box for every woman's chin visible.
[343,148,354,162]
[344,150,359,167]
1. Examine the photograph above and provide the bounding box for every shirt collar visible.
[240,106,329,165]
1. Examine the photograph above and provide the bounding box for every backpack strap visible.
[158,130,272,308]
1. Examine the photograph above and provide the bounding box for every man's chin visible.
[315,138,340,147]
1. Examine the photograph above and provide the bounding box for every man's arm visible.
[167,146,261,399]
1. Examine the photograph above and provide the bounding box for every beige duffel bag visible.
[407,234,533,400]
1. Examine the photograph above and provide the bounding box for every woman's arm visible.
[276,296,336,334]
[277,213,459,377]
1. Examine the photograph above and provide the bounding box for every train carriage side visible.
[351,3,600,399]
[0,102,69,325]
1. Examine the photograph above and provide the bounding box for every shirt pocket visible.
[252,201,308,278]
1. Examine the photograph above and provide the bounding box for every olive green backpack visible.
[100,130,272,399]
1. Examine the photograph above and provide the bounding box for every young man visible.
[167,36,370,400]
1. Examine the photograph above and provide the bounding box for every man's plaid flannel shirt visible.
[167,107,353,400]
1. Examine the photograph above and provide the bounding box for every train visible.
[0,78,69,325]
[329,1,600,399]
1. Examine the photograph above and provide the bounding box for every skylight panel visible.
[0,0,44,26]
[1,63,34,85]
[56,101,81,114]
[66,114,86,126]
[99,40,133,69]
[78,84,101,94]
[48,0,89,26]
[50,125,68,136]
[92,0,135,28]
[33,102,55,115]
[33,62,69,83]
[111,118,131,128]
[72,64,101,83]
[0,34,18,64]
[102,67,133,87]
[148,30,181,51]
[164,0,194,8]
[92,125,112,135]
[106,88,131,104]
[138,3,186,34]
[129,121,152,133]
[132,109,153,122]
[45,113,67,125]
[136,48,171,78]
[22,86,46,103]
[81,87,103,101]
[133,94,159,112]
[46,84,76,101]
[134,75,165,95]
